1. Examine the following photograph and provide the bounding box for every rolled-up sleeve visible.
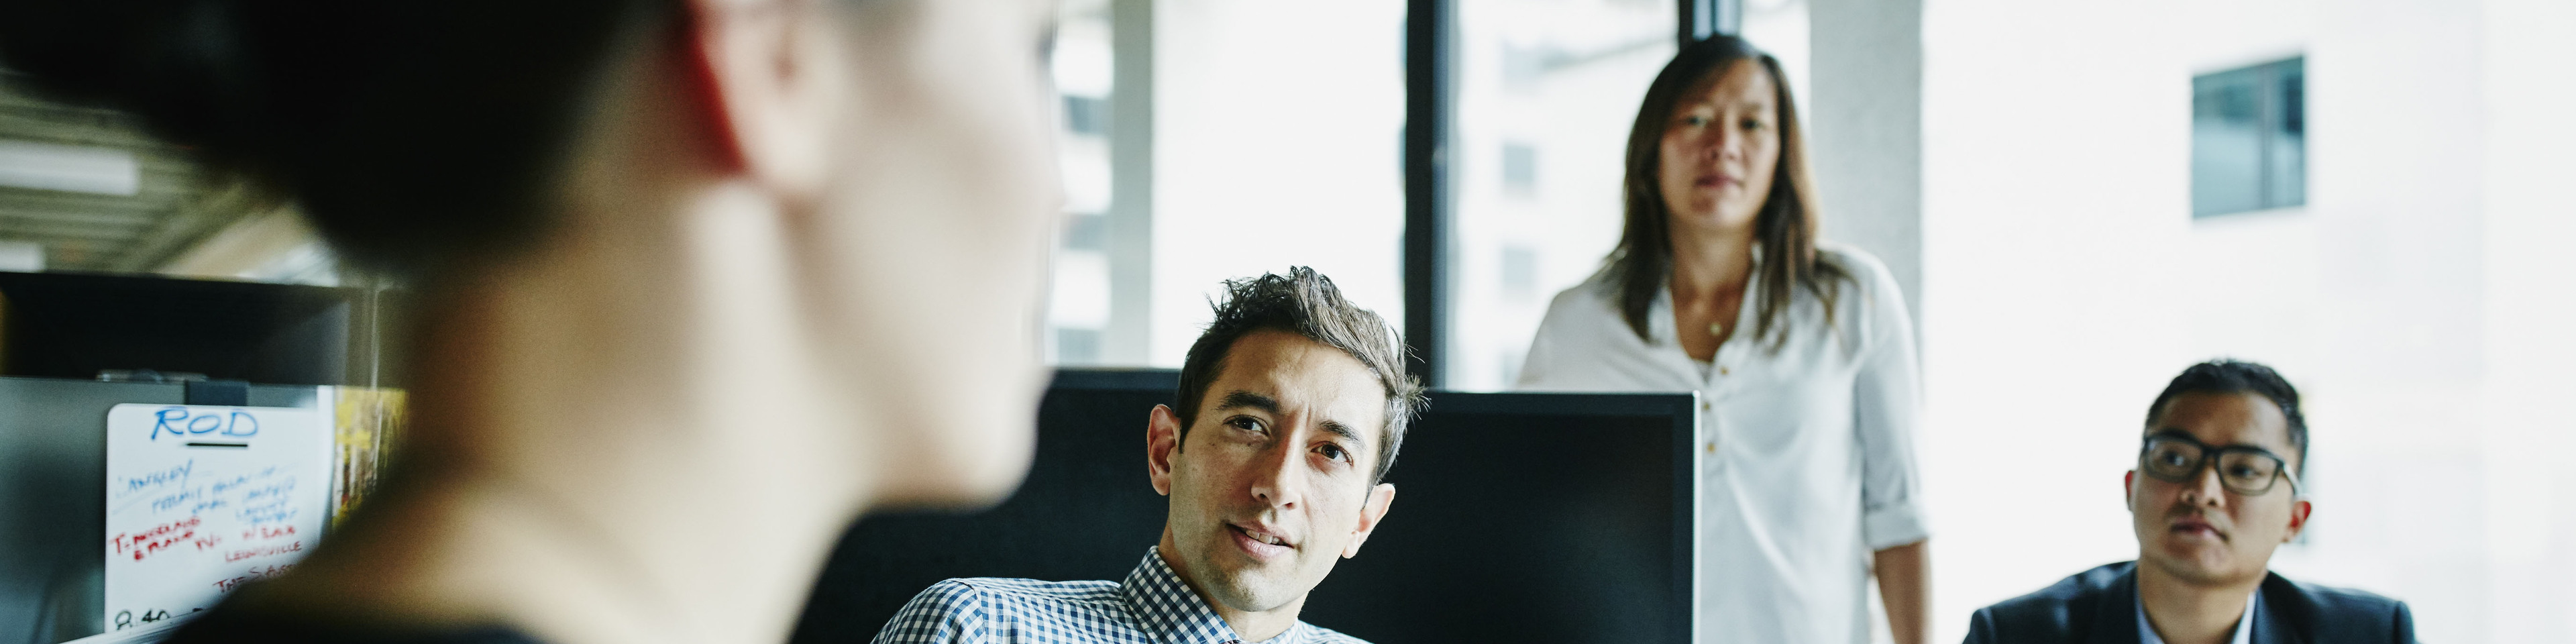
[1853,265,1929,551]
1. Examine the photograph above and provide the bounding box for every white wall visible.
[2473,0,2576,639]
[1921,3,2186,641]
[1809,0,1923,328]
[1920,0,2576,641]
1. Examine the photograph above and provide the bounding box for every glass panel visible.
[2192,65,2266,217]
[1449,0,1677,390]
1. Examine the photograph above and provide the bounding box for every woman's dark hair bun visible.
[0,0,667,278]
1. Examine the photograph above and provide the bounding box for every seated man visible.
[873,268,1422,644]
[1965,360,2416,644]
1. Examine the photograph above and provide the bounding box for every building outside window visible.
[1046,0,1115,364]
[1044,0,1405,368]
[1446,0,1676,390]
[2191,57,2304,217]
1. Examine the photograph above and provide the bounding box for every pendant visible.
[1708,321,1726,337]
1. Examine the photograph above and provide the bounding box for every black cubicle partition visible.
[791,369,1698,644]
[0,271,384,386]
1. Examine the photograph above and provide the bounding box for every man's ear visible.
[1148,405,1184,496]
[2284,498,2312,543]
[682,0,841,196]
[1341,483,1397,559]
[2123,470,2137,513]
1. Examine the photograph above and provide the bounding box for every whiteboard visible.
[102,404,327,633]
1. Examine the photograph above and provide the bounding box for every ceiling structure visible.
[0,70,274,274]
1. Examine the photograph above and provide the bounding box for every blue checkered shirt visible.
[869,547,1371,644]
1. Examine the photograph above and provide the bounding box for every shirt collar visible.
[1123,547,1297,644]
[2135,585,2257,644]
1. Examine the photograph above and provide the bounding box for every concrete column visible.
[1807,0,1924,331]
[1104,0,1155,365]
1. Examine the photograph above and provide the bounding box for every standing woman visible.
[1516,36,1929,644]
[0,2,1061,644]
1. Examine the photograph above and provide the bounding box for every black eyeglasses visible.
[2137,435,2302,496]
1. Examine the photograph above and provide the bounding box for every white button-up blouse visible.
[1515,243,1928,644]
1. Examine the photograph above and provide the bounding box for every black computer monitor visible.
[792,370,1697,644]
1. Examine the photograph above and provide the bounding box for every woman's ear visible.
[681,0,843,199]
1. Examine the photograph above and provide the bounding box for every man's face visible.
[1148,330,1398,614]
[2127,391,2312,586]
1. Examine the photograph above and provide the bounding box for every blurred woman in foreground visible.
[0,1,1061,643]
[1515,35,1931,644]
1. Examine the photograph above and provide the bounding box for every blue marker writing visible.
[149,407,190,441]
[149,407,260,441]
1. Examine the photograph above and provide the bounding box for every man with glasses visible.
[1964,360,2416,643]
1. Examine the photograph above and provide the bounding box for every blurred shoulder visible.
[1966,561,2134,641]
[894,576,1123,619]
[876,578,1129,643]
[1540,270,1623,320]
[1518,270,1676,390]
[1528,271,1634,345]
[2262,573,2416,641]
[925,576,1120,604]
[1814,241,1914,350]
[1815,241,1896,293]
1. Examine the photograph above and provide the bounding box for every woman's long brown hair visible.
[1601,34,1847,348]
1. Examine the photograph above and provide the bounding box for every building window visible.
[1501,142,1539,194]
[1061,212,1107,252]
[2192,57,2305,217]
[1054,327,1102,365]
[1500,244,1538,299]
[1061,95,1109,137]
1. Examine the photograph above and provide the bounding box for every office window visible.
[1044,0,1115,364]
[1448,0,1675,390]
[1061,95,1109,137]
[1147,1,1406,366]
[1500,244,1538,299]
[1044,0,1405,368]
[2192,57,2304,217]
[1501,44,1551,93]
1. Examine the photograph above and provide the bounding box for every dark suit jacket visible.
[1964,561,2415,644]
